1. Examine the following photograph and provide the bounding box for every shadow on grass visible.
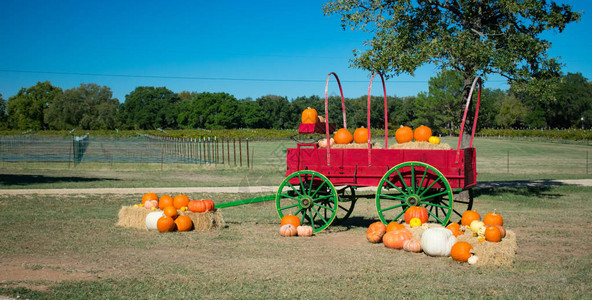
[474,180,567,198]
[0,174,120,186]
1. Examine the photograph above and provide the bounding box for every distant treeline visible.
[1,71,590,134]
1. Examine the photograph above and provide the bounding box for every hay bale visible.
[116,206,224,231]
[456,229,517,266]
[317,139,383,149]
[388,141,452,150]
[404,223,516,266]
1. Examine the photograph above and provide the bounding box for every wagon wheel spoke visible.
[332,186,357,225]
[276,170,338,233]
[450,189,474,224]
[377,162,453,226]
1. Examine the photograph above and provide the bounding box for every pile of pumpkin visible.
[302,107,441,146]
[278,215,314,237]
[366,206,507,264]
[136,193,215,233]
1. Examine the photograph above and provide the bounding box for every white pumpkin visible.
[468,255,479,265]
[420,227,457,257]
[146,211,165,230]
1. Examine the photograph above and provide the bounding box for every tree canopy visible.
[323,0,581,99]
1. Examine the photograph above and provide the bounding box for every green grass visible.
[0,185,590,299]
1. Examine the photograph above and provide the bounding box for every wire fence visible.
[0,134,255,168]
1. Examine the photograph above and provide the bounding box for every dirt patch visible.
[0,256,109,292]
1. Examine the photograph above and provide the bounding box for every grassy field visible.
[1,137,591,189]
[1,137,591,298]
[0,185,590,299]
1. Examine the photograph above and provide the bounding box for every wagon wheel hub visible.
[300,196,314,209]
[406,195,420,206]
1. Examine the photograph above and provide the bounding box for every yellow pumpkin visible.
[409,218,422,228]
[428,136,440,144]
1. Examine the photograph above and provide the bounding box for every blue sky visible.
[1,0,591,102]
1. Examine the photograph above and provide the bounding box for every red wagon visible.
[276,73,483,233]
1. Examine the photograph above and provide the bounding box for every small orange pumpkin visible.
[367,222,387,243]
[386,221,405,232]
[202,199,215,211]
[281,215,301,228]
[301,107,318,124]
[144,200,158,210]
[494,225,506,238]
[460,210,481,226]
[414,125,432,142]
[174,215,193,231]
[188,200,206,213]
[353,127,369,144]
[404,206,429,224]
[158,195,174,210]
[297,225,313,237]
[395,126,414,143]
[483,209,503,226]
[484,225,502,242]
[280,224,298,237]
[142,193,158,204]
[446,222,463,237]
[156,216,176,233]
[334,128,353,144]
[173,194,190,209]
[403,239,422,253]
[383,228,413,249]
[163,206,178,219]
[451,241,473,262]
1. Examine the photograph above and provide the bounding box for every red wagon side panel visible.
[285,146,477,189]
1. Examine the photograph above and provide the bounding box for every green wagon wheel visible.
[375,162,454,226]
[276,170,338,233]
[332,186,357,225]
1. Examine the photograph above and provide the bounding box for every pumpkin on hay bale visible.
[317,138,383,149]
[405,223,516,266]
[388,141,451,150]
[116,206,224,231]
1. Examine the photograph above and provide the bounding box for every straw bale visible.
[116,206,224,231]
[317,139,383,149]
[388,141,452,150]
[404,223,516,266]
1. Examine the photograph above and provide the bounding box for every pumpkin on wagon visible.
[217,72,483,234]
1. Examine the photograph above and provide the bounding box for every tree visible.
[0,93,7,129]
[6,81,62,130]
[548,73,592,128]
[177,92,239,129]
[324,0,580,141]
[256,95,296,129]
[118,86,180,130]
[495,94,527,128]
[45,83,118,130]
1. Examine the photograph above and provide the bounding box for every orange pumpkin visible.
[202,199,215,211]
[281,215,301,228]
[367,222,387,243]
[383,228,413,249]
[188,200,206,213]
[494,225,506,238]
[483,209,504,226]
[446,222,463,237]
[142,193,158,204]
[414,125,432,142]
[450,241,473,262]
[484,225,502,242]
[301,107,318,124]
[156,216,176,233]
[173,194,190,209]
[460,210,481,226]
[174,215,193,231]
[159,195,174,210]
[353,127,369,144]
[334,128,353,144]
[403,239,422,253]
[280,224,298,237]
[395,126,414,143]
[404,206,428,224]
[163,206,178,219]
[386,221,405,232]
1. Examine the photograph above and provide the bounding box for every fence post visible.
[246,138,249,169]
[507,150,510,174]
[233,138,236,167]
[587,151,589,175]
[239,138,242,167]
[227,138,230,166]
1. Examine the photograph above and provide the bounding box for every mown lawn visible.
[0,183,590,299]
